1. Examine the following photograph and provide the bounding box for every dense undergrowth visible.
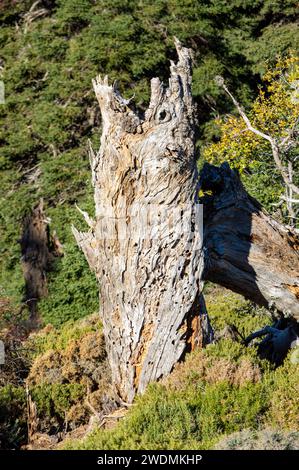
[0,310,110,449]
[63,357,299,450]
[63,306,298,450]
[0,0,298,451]
[1,288,298,450]
[61,287,299,450]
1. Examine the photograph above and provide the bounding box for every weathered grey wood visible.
[244,319,299,365]
[201,162,299,320]
[73,39,212,402]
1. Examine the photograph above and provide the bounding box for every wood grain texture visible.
[73,39,212,402]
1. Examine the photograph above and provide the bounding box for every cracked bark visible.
[73,39,212,402]
[73,41,299,401]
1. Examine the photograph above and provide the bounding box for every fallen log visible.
[201,162,299,320]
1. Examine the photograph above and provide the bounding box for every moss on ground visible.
[204,284,272,337]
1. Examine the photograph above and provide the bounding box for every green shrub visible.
[24,314,108,436]
[266,358,299,430]
[0,385,27,449]
[63,323,298,451]
[63,377,270,450]
[205,285,272,337]
[29,313,101,357]
[30,383,85,421]
[37,205,99,327]
[215,428,299,450]
[63,337,273,450]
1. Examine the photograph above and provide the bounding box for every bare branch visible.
[215,76,299,198]
[280,195,299,204]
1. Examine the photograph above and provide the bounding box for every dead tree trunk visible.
[201,163,299,320]
[20,199,63,326]
[73,41,299,401]
[73,39,212,402]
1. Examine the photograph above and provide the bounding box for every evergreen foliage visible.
[0,1,298,451]
[0,0,298,323]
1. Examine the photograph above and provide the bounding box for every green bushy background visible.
[1,0,298,324]
[0,0,298,451]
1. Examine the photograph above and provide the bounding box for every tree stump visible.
[73,39,212,402]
